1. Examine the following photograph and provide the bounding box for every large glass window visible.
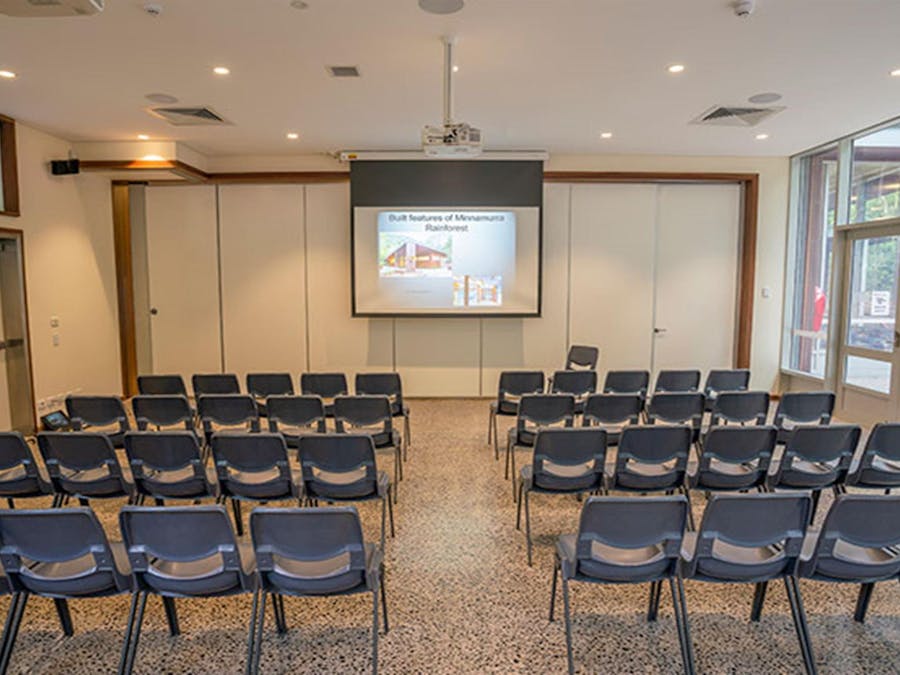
[851,123,900,224]
[784,146,838,377]
[846,235,899,352]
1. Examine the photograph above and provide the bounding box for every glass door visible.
[837,226,900,423]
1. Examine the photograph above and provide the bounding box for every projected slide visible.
[354,207,539,315]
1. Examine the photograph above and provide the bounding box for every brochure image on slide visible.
[379,231,452,278]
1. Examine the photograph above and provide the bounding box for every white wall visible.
[0,123,121,411]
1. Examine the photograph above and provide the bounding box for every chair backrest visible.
[696,426,777,480]
[774,424,861,486]
[266,395,327,434]
[703,369,751,397]
[246,373,295,399]
[581,393,642,426]
[333,396,392,433]
[646,392,705,427]
[301,373,348,399]
[250,507,368,594]
[137,374,188,397]
[566,496,687,580]
[774,391,835,427]
[355,373,405,410]
[550,370,597,397]
[710,391,769,426]
[124,431,205,480]
[0,432,43,479]
[198,394,260,432]
[685,493,811,580]
[602,370,650,397]
[517,394,576,429]
[616,426,692,470]
[120,506,251,595]
[496,371,545,399]
[131,395,193,431]
[297,434,378,497]
[803,494,900,581]
[192,373,241,396]
[0,508,130,595]
[565,345,599,370]
[851,423,900,486]
[65,395,129,430]
[531,428,606,492]
[37,431,123,475]
[654,370,701,393]
[211,433,291,486]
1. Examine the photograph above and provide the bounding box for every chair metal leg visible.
[487,410,494,445]
[809,490,821,525]
[681,487,696,531]
[5,499,12,509]
[380,495,387,551]
[244,589,260,675]
[561,576,575,675]
[118,593,140,675]
[123,591,148,675]
[493,415,500,461]
[393,452,400,504]
[510,447,518,501]
[403,413,411,461]
[387,488,395,538]
[647,580,662,622]
[750,581,768,622]
[380,565,389,633]
[524,488,533,567]
[371,585,379,675]
[272,594,287,634]
[504,438,511,481]
[515,481,523,530]
[549,558,559,621]
[231,499,244,536]
[854,582,875,624]
[54,598,74,636]
[671,576,696,675]
[162,596,180,636]
[251,591,268,675]
[0,593,27,675]
[784,577,817,675]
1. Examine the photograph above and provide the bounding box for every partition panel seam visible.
[302,186,312,373]
[215,186,226,373]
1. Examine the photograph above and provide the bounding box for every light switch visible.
[50,316,60,328]
[52,333,60,347]
[761,287,772,299]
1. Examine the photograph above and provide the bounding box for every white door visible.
[145,185,222,380]
[653,184,741,376]
[836,226,900,425]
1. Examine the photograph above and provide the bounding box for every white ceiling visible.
[2,0,900,158]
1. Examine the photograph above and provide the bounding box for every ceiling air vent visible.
[327,65,360,78]
[147,106,231,126]
[691,105,785,127]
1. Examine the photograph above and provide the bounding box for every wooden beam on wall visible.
[0,114,20,217]
[111,183,138,397]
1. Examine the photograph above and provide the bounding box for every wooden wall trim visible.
[737,175,759,369]
[111,184,138,397]
[543,170,759,183]
[0,115,20,217]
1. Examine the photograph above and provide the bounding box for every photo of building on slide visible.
[379,233,452,277]
[453,275,503,307]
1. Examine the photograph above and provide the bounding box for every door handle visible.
[654,328,667,335]
[150,307,159,316]
[0,340,6,351]
[895,330,900,349]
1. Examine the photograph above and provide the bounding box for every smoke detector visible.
[734,0,754,17]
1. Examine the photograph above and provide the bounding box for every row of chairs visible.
[552,492,900,675]
[513,422,897,564]
[0,505,386,675]
[0,431,396,544]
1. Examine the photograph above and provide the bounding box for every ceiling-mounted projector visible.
[422,36,483,158]
[0,0,103,16]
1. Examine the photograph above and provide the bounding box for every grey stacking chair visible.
[702,368,751,412]
[709,391,769,427]
[603,370,650,398]
[773,391,835,444]
[654,370,701,393]
[37,432,135,506]
[646,392,704,442]
[0,432,53,507]
[211,432,300,536]
[845,423,900,492]
[356,373,412,459]
[124,431,217,504]
[767,425,860,521]
[550,370,597,414]
[505,394,576,499]
[118,506,258,675]
[0,508,133,674]
[517,428,607,565]
[679,493,815,675]
[300,372,348,418]
[798,494,900,624]
[192,373,241,396]
[132,395,194,431]
[266,395,327,447]
[550,496,694,675]
[297,434,394,549]
[198,394,260,443]
[488,371,545,460]
[248,507,387,675]
[137,374,188,397]
[246,373,294,417]
[65,395,130,448]
[687,426,776,492]
[564,345,599,370]
[334,396,403,499]
[580,393,642,445]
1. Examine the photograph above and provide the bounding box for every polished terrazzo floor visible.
[5,399,900,674]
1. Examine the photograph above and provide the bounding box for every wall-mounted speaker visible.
[50,159,80,175]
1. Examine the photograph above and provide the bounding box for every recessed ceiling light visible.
[145,92,178,104]
[748,92,782,104]
[891,69,900,77]
[213,66,230,76]
[0,70,16,79]
[600,132,613,139]
[290,0,309,8]
[286,132,299,140]
[137,134,150,140]
[667,64,685,74]
[755,133,769,140]
[419,0,464,14]
[452,65,459,73]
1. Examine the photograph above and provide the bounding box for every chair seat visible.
[224,467,300,499]
[144,543,255,596]
[0,464,52,498]
[138,464,218,499]
[267,543,378,596]
[521,464,601,493]
[305,470,389,501]
[558,534,671,583]
[19,543,131,597]
[58,466,134,499]
[682,532,790,581]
